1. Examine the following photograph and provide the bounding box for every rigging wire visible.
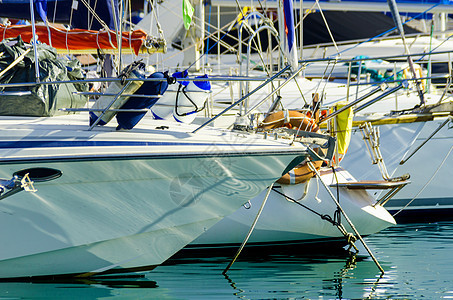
[333,3,440,58]
[184,12,258,71]
[314,0,338,53]
[88,0,99,30]
[299,3,443,104]
[393,144,453,217]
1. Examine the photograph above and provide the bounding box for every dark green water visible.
[1,222,452,299]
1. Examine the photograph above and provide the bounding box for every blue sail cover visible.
[35,0,48,22]
[0,0,119,30]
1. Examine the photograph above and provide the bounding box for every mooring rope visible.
[272,185,357,252]
[271,187,339,226]
[223,183,274,274]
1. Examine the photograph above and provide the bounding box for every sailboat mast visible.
[110,0,122,72]
[29,0,40,82]
[299,0,303,61]
[277,0,285,70]
[386,0,425,105]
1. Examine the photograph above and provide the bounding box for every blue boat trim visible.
[385,197,453,223]
[0,140,289,149]
[0,150,307,164]
[385,197,453,208]
[388,207,453,224]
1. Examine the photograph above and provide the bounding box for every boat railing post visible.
[394,62,398,110]
[346,61,352,102]
[428,23,434,94]
[449,52,452,80]
[29,0,40,82]
[355,60,363,101]
[229,67,235,104]
[447,52,452,92]
[208,88,213,118]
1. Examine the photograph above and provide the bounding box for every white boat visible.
[189,166,397,250]
[303,35,453,64]
[0,0,336,280]
[0,0,324,279]
[342,102,453,223]
[0,112,311,279]
[135,1,409,251]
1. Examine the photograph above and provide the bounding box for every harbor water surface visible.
[1,221,452,299]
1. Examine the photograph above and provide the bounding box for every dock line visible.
[307,161,385,275]
[222,183,274,275]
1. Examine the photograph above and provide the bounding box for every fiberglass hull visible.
[189,167,396,249]
[0,115,307,278]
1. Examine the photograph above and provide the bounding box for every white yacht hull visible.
[189,168,395,249]
[0,115,307,278]
[342,116,453,222]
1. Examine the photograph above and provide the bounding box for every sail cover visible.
[0,0,118,30]
[0,24,151,55]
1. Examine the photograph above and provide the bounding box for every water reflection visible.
[157,251,383,299]
[0,222,452,299]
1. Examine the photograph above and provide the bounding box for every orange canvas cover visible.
[0,24,147,55]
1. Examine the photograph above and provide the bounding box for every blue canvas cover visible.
[116,72,169,130]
